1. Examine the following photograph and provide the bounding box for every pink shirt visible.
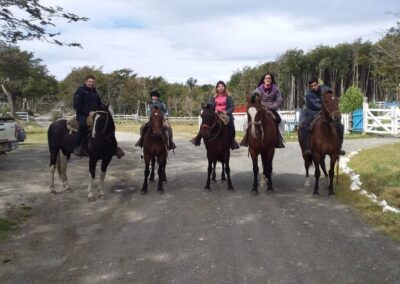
[215,94,227,112]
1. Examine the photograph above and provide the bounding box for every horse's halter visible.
[92,111,113,139]
[247,106,265,140]
[321,94,341,123]
[201,112,221,141]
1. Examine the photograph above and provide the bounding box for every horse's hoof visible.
[329,191,335,195]
[88,196,96,202]
[228,186,234,190]
[267,188,274,192]
[50,189,56,194]
[149,178,154,182]
[140,189,147,195]
[98,192,106,198]
[157,189,164,194]
[313,191,319,195]
[205,185,211,190]
[251,189,258,194]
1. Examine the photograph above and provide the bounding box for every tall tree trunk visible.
[1,84,15,117]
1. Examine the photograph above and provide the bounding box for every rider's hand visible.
[89,111,96,117]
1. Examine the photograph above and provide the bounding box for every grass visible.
[0,204,32,241]
[336,142,400,242]
[22,122,48,145]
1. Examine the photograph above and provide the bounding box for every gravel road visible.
[0,133,399,283]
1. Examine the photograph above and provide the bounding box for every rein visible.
[248,120,264,141]
[203,114,221,142]
[92,111,114,140]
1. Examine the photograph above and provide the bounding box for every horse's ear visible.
[205,103,212,110]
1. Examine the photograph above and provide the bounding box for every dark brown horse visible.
[48,105,117,201]
[199,104,233,190]
[298,90,341,195]
[141,106,168,194]
[246,94,278,193]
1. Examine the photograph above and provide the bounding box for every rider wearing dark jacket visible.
[73,75,124,158]
[135,90,176,150]
[299,78,345,156]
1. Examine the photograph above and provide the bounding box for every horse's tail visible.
[56,150,62,179]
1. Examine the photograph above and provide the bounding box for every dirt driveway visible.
[0,134,399,283]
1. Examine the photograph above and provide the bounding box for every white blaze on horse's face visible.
[92,114,101,138]
[248,107,257,138]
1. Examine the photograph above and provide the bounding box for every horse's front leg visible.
[205,158,213,189]
[304,154,312,189]
[88,157,98,201]
[149,157,156,181]
[251,152,259,193]
[313,154,321,195]
[157,159,166,193]
[211,161,217,182]
[328,155,338,195]
[141,158,150,194]
[262,149,275,191]
[221,162,226,181]
[98,155,112,197]
[225,156,233,190]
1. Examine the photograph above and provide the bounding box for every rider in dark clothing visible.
[299,78,346,157]
[73,75,125,158]
[135,90,176,150]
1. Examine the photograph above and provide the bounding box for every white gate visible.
[363,100,400,136]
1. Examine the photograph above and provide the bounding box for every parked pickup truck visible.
[0,116,18,154]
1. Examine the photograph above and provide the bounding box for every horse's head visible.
[246,93,269,140]
[91,106,115,139]
[200,104,217,138]
[149,106,164,137]
[321,90,341,124]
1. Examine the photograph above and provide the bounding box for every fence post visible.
[362,96,368,134]
[392,106,397,136]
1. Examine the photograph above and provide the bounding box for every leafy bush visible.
[340,86,364,113]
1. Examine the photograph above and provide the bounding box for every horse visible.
[246,94,278,193]
[48,105,117,201]
[199,104,234,190]
[298,90,341,195]
[141,106,169,194]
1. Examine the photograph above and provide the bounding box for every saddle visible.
[217,113,230,125]
[66,116,94,134]
[308,112,338,136]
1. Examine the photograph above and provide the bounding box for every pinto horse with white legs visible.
[48,105,117,201]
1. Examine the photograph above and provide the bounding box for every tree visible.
[339,86,364,113]
[0,0,88,47]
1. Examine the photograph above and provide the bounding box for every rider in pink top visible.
[191,81,239,150]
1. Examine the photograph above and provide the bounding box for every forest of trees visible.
[1,11,400,116]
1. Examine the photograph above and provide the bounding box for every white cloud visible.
[17,0,399,84]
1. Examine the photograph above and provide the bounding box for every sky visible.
[18,0,400,85]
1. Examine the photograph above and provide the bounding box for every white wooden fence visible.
[363,98,400,136]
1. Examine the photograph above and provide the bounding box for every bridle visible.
[92,110,114,140]
[248,107,265,141]
[201,113,221,142]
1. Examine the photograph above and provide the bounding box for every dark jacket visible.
[300,85,331,123]
[208,94,235,117]
[73,85,102,117]
[146,99,168,117]
[253,84,283,111]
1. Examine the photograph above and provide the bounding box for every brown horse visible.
[141,106,168,194]
[246,94,278,193]
[199,104,233,190]
[298,90,341,195]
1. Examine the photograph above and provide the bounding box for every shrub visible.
[340,86,364,113]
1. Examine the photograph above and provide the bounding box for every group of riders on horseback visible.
[72,74,346,160]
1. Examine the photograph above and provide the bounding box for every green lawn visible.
[336,142,400,242]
